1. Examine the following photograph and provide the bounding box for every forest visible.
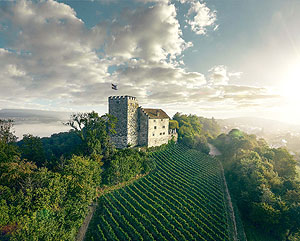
[0,112,299,240]
[213,129,300,240]
[0,112,153,240]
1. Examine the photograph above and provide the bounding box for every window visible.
[160,133,162,135]
[161,119,163,121]
[162,126,165,128]
[163,132,165,135]
[154,126,157,129]
[153,133,155,136]
[154,120,156,122]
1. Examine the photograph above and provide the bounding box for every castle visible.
[108,96,177,148]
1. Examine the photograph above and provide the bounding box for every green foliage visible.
[19,134,46,167]
[0,116,106,240]
[169,119,179,129]
[65,111,117,162]
[0,140,20,164]
[1,111,160,240]
[213,129,300,240]
[0,155,102,240]
[103,148,154,185]
[173,113,220,154]
[41,131,82,167]
[0,119,20,164]
[0,119,17,144]
[272,148,297,179]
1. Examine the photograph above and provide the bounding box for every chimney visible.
[156,110,160,117]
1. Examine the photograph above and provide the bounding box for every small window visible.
[153,133,155,136]
[163,132,165,135]
[154,126,157,129]
[154,120,156,122]
[162,126,165,128]
[160,133,162,135]
[161,119,163,121]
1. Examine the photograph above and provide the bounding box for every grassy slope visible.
[85,144,233,240]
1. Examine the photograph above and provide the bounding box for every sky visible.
[0,0,300,125]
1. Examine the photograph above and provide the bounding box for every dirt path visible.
[75,203,97,241]
[75,174,147,241]
[208,143,239,241]
[208,143,221,156]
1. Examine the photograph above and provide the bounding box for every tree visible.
[0,119,17,144]
[65,111,117,161]
[285,203,300,240]
[272,148,297,179]
[0,120,20,163]
[20,134,46,167]
[169,120,179,130]
[172,113,220,154]
[214,129,300,240]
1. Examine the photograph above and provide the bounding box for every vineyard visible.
[85,144,232,241]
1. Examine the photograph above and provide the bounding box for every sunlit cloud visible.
[0,0,285,123]
[184,0,217,35]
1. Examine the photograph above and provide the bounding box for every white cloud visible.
[0,0,279,114]
[135,0,170,3]
[5,64,26,77]
[228,71,243,78]
[106,2,190,62]
[0,0,109,108]
[208,65,229,85]
[185,1,217,35]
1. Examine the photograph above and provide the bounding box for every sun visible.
[281,62,300,102]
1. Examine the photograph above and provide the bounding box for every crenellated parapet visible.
[108,95,139,148]
[109,95,137,100]
[108,95,174,148]
[139,107,150,118]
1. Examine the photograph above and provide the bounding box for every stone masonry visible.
[108,95,177,148]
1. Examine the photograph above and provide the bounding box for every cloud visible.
[135,0,170,3]
[0,0,280,116]
[228,71,243,78]
[0,0,109,108]
[185,1,217,35]
[208,65,229,85]
[105,2,191,62]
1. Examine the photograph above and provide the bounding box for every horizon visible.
[2,107,300,140]
[1,0,300,127]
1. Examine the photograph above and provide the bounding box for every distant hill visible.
[218,116,300,134]
[218,116,300,156]
[0,109,70,124]
[0,109,72,138]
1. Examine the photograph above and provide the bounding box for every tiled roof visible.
[142,108,170,119]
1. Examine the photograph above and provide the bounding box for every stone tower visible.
[108,96,139,148]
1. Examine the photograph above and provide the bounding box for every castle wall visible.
[108,96,139,148]
[138,108,148,146]
[109,95,171,148]
[109,96,128,148]
[127,97,139,147]
[147,118,169,147]
[169,129,178,142]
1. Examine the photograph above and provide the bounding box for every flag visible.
[111,83,118,90]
